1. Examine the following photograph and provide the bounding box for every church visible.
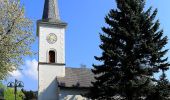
[37,0,94,100]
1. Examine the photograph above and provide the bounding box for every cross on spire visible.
[42,0,60,22]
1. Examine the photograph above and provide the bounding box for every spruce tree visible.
[87,0,169,99]
[146,71,170,100]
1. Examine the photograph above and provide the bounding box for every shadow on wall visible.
[39,79,59,100]
[39,79,89,100]
[59,88,89,100]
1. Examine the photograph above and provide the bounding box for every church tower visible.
[37,0,67,99]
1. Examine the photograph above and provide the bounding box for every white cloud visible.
[8,59,38,81]
[24,59,38,80]
[9,69,22,79]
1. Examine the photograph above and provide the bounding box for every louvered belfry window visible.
[49,51,55,63]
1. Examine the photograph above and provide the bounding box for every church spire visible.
[42,0,60,21]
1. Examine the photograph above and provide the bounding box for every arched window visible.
[49,50,55,63]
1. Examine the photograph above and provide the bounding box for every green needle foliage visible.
[0,0,35,79]
[146,71,170,100]
[87,0,170,99]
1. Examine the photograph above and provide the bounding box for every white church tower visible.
[37,0,67,99]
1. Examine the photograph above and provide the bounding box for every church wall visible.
[59,88,90,100]
[38,64,65,100]
[38,24,66,100]
[39,25,65,64]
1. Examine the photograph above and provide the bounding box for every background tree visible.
[0,0,35,79]
[21,89,37,100]
[86,0,170,99]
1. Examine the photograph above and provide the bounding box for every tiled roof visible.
[57,67,95,88]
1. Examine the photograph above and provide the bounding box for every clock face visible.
[46,33,57,44]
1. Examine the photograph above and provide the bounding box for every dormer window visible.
[49,50,55,63]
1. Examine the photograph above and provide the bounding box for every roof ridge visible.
[65,67,91,70]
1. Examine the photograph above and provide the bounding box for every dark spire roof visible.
[42,0,60,22]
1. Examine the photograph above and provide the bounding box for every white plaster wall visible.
[38,24,66,100]
[39,25,65,63]
[59,89,90,100]
[38,64,65,100]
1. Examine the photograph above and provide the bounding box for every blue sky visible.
[4,0,170,91]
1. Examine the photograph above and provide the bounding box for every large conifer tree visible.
[146,71,170,100]
[87,0,170,99]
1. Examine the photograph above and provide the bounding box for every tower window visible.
[49,50,55,63]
